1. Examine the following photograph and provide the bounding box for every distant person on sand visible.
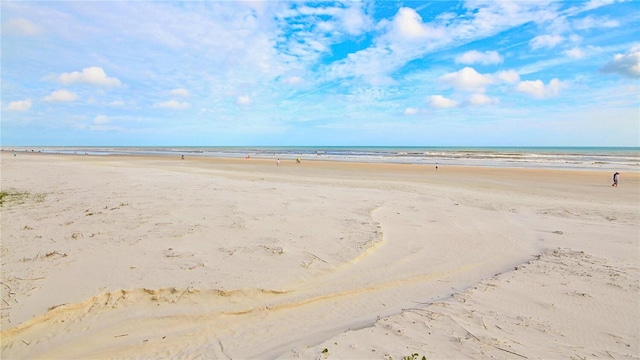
[612,172,619,187]
[296,157,301,163]
[277,159,280,167]
[435,162,438,170]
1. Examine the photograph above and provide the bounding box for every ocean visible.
[8,146,640,171]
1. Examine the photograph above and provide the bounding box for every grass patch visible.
[0,189,46,206]
[402,354,426,360]
[388,354,427,360]
[0,189,29,206]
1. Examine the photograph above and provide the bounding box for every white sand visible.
[1,152,638,359]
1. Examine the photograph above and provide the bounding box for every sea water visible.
[10,146,640,171]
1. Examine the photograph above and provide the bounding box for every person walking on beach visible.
[277,159,280,167]
[612,172,620,187]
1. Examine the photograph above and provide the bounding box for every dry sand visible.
[0,152,638,359]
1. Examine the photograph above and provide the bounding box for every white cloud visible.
[455,50,503,65]
[516,78,566,99]
[403,107,419,115]
[496,69,520,83]
[94,115,110,124]
[1,1,636,146]
[368,75,396,86]
[582,0,618,12]
[474,1,559,27]
[2,18,41,36]
[237,96,251,105]
[437,68,520,97]
[338,5,373,36]
[275,2,373,68]
[564,47,585,59]
[601,46,640,78]
[439,67,495,92]
[44,89,78,102]
[391,7,445,40]
[569,34,583,43]
[573,15,619,30]
[428,95,459,108]
[6,99,32,111]
[468,93,499,106]
[169,88,190,97]
[325,46,399,85]
[156,100,190,109]
[544,14,571,35]
[59,67,121,87]
[325,2,560,85]
[529,34,564,49]
[282,76,304,85]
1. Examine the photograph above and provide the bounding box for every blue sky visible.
[1,0,639,146]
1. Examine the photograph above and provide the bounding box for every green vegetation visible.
[0,189,28,206]
[398,354,426,360]
[0,189,46,206]
[402,353,427,360]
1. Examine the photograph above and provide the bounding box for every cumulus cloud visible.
[439,67,495,92]
[156,100,190,109]
[390,7,445,40]
[600,46,640,78]
[428,95,459,108]
[495,69,520,83]
[468,93,499,106]
[438,68,520,95]
[529,34,564,49]
[516,78,566,99]
[6,99,32,111]
[44,89,78,102]
[169,88,189,97]
[237,96,251,105]
[455,50,503,65]
[94,115,110,124]
[59,67,121,87]
[2,18,40,36]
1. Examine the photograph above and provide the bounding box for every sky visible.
[1,0,639,147]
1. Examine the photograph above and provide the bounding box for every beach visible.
[1,151,638,359]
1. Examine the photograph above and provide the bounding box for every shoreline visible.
[4,148,640,173]
[4,147,639,171]
[1,152,638,358]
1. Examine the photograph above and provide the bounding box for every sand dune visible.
[1,152,638,359]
